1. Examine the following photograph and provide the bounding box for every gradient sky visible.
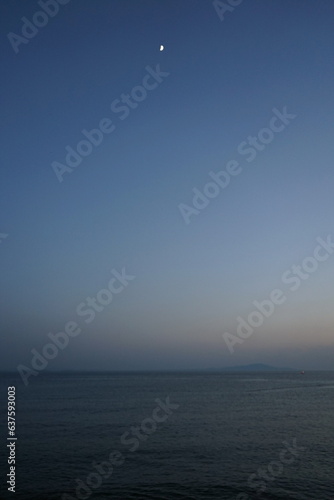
[1,0,334,372]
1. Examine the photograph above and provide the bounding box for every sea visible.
[0,371,333,500]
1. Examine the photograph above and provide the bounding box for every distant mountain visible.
[219,363,294,372]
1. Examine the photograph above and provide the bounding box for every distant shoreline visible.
[1,368,333,374]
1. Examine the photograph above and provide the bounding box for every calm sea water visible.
[1,372,333,499]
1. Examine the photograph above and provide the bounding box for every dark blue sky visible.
[1,0,334,372]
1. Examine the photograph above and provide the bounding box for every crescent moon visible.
[160,45,164,51]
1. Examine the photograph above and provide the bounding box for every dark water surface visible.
[1,372,333,499]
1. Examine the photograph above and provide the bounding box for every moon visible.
[159,45,164,51]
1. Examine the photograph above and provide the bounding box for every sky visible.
[1,0,334,372]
